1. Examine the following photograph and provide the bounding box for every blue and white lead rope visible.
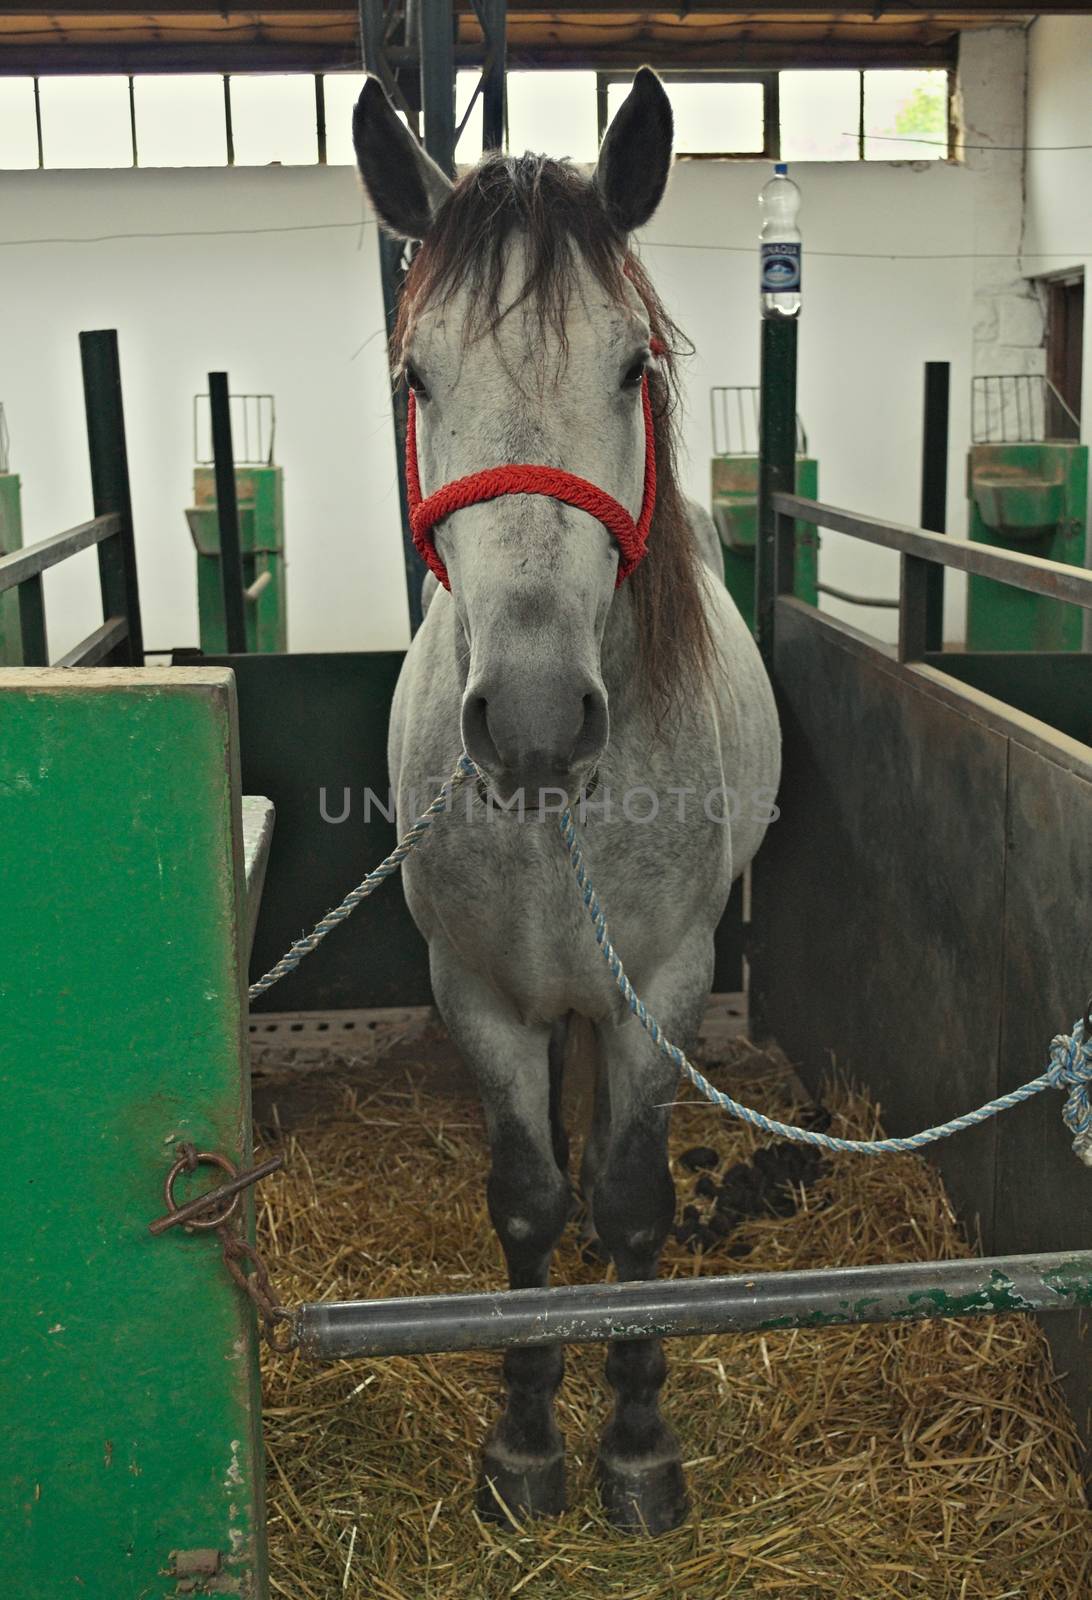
[557,799,1092,1165]
[250,750,1092,1165]
[247,756,474,1002]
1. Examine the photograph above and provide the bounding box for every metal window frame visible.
[15,61,956,173]
[858,63,955,163]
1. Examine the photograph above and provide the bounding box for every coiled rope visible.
[249,752,1092,1165]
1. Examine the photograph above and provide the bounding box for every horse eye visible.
[621,356,648,390]
[405,364,430,399]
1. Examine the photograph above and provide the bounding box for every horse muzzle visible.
[461,676,609,808]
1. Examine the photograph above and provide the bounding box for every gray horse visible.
[353,68,780,1534]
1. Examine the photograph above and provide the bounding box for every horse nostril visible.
[462,694,502,772]
[572,688,609,767]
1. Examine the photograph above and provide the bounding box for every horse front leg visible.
[590,945,713,1535]
[430,944,571,1520]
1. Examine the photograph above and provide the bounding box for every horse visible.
[352,67,781,1535]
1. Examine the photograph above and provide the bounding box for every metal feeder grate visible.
[193,392,276,466]
[711,386,807,457]
[972,375,1080,446]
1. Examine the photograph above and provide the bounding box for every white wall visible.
[643,156,976,639]
[1024,16,1092,637]
[1024,17,1092,415]
[0,167,406,660]
[0,35,1041,656]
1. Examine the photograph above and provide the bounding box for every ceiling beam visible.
[0,3,1059,15]
[0,43,961,76]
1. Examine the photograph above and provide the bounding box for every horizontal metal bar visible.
[0,42,956,76]
[295,1251,1092,1362]
[54,616,129,669]
[0,515,120,596]
[816,582,899,610]
[774,494,1092,611]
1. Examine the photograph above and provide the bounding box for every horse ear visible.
[352,76,454,240]
[594,67,673,233]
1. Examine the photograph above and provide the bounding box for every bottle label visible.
[761,242,801,293]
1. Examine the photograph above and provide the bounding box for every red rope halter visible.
[405,343,663,591]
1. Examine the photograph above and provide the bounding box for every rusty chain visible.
[149,1143,297,1352]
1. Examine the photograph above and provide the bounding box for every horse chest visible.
[402,783,733,1023]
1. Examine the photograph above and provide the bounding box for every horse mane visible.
[392,152,715,723]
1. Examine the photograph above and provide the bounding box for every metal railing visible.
[972,374,1081,445]
[0,332,143,668]
[770,492,1092,664]
[296,1251,1092,1360]
[712,386,807,458]
[193,391,275,466]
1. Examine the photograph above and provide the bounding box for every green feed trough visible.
[186,392,288,655]
[967,374,1089,651]
[709,385,818,633]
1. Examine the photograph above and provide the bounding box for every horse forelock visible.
[392,152,715,723]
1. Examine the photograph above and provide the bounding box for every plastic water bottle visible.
[759,163,802,319]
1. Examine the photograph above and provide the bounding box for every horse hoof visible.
[477,1446,566,1522]
[597,1453,689,1535]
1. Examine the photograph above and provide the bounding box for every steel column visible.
[477,0,507,151]
[420,0,456,176]
[208,372,248,655]
[80,329,144,665]
[296,1252,1092,1361]
[360,1,426,635]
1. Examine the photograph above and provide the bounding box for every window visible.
[780,71,860,163]
[781,67,949,162]
[1,68,952,173]
[133,75,227,168]
[0,78,38,169]
[454,69,483,165]
[228,74,318,166]
[607,77,766,157]
[322,73,367,166]
[507,71,599,163]
[863,69,949,161]
[38,76,132,169]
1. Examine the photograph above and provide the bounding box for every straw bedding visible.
[251,1021,1091,1599]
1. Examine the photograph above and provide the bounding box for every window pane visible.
[322,72,366,166]
[608,78,764,155]
[864,70,948,160]
[455,69,482,165]
[39,76,132,169]
[133,75,226,167]
[0,78,38,169]
[229,74,318,166]
[507,71,598,163]
[780,70,859,162]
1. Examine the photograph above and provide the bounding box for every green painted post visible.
[0,667,268,1598]
[80,330,145,665]
[756,316,799,662]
